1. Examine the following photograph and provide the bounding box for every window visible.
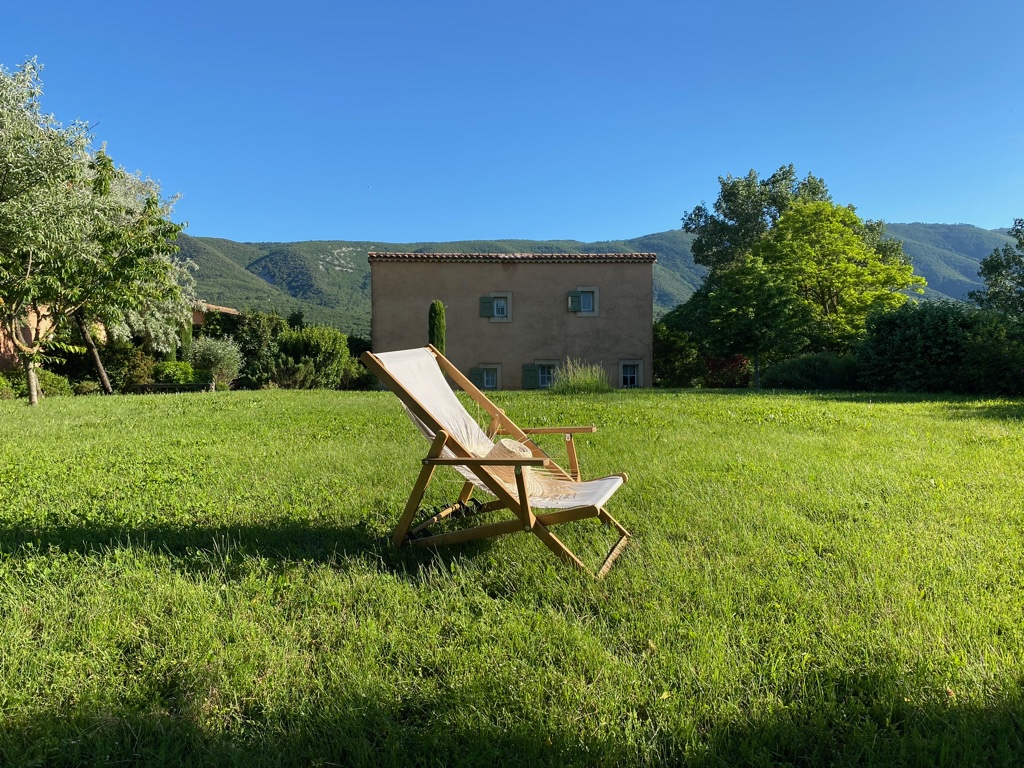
[567,286,599,316]
[470,364,501,390]
[480,292,512,323]
[619,360,642,388]
[523,360,559,389]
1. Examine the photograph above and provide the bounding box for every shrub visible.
[702,355,752,388]
[38,369,73,397]
[73,381,102,396]
[653,321,703,387]
[344,335,376,390]
[189,336,243,388]
[234,311,287,389]
[763,352,862,390]
[276,325,356,389]
[548,359,612,395]
[115,348,157,393]
[8,368,73,398]
[0,374,13,400]
[153,361,195,385]
[860,301,1024,395]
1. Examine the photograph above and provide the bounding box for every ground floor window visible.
[523,360,559,389]
[470,364,502,390]
[538,364,555,388]
[619,360,642,388]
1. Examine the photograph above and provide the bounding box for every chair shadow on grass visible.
[0,514,504,581]
[1,669,1022,767]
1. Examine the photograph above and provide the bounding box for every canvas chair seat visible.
[362,346,631,577]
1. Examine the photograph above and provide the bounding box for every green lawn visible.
[0,389,1022,766]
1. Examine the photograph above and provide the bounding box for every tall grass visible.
[0,389,1022,765]
[548,358,612,394]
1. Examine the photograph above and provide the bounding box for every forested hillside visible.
[183,224,1013,337]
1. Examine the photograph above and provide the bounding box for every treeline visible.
[654,165,1024,396]
[0,309,375,400]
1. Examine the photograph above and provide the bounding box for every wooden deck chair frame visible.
[361,345,631,578]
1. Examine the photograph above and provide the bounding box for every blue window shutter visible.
[479,297,495,317]
[567,291,582,312]
[522,364,540,390]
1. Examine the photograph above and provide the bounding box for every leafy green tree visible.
[704,256,811,388]
[234,310,287,389]
[753,200,925,351]
[682,165,831,274]
[0,61,188,403]
[0,60,92,403]
[969,219,1024,318]
[74,150,191,393]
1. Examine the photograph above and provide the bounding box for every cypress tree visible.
[428,300,446,355]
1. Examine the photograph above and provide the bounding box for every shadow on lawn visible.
[0,517,491,579]
[696,698,1024,768]
[2,677,1023,767]
[0,694,630,768]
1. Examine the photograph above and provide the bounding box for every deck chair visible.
[361,345,631,578]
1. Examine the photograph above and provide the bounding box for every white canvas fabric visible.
[375,348,623,509]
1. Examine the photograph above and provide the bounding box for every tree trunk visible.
[74,311,114,395]
[753,349,761,391]
[23,358,39,406]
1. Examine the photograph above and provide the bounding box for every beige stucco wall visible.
[0,330,17,371]
[371,260,654,388]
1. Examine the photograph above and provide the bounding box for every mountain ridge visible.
[181,223,1016,338]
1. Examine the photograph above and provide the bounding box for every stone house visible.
[368,252,656,389]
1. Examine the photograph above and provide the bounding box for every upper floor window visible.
[567,286,599,317]
[480,292,512,323]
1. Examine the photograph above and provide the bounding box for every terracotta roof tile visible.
[367,252,657,264]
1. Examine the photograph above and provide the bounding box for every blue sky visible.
[5,0,1021,243]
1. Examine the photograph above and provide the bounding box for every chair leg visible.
[531,522,587,573]
[533,509,631,579]
[393,462,436,546]
[393,430,449,547]
[597,533,631,579]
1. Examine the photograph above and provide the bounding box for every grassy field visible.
[0,388,1022,766]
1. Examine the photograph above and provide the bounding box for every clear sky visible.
[5,0,1021,243]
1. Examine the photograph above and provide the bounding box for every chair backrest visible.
[372,348,494,457]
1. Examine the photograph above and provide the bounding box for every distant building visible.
[192,301,240,328]
[0,310,53,372]
[0,327,18,371]
[368,252,656,389]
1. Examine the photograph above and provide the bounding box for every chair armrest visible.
[499,426,597,435]
[423,457,546,467]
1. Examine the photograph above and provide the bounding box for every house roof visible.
[194,301,241,316]
[367,252,657,264]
